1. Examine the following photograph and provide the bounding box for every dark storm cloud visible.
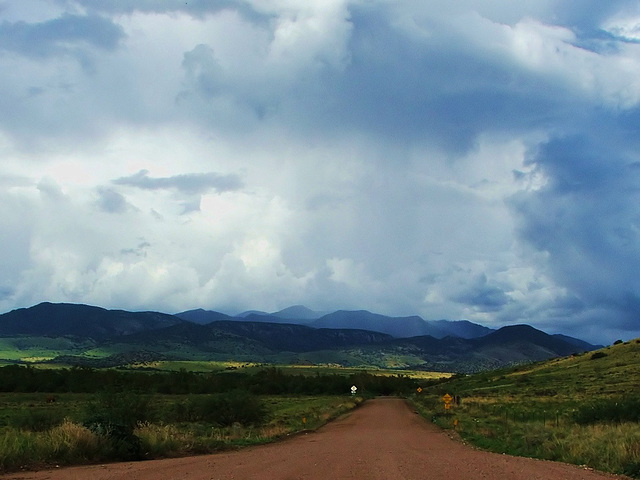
[510,126,640,333]
[113,170,244,195]
[0,13,125,58]
[191,3,572,154]
[449,274,511,311]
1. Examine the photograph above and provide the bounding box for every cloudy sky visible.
[1,1,640,343]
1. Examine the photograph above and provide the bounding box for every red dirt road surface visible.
[1,398,628,480]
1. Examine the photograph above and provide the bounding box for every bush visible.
[82,390,150,461]
[574,396,640,425]
[83,390,151,429]
[172,391,267,426]
[590,352,608,360]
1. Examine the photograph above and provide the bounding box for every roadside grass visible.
[410,339,640,478]
[0,394,362,473]
[0,420,107,472]
[415,398,640,478]
[137,395,362,457]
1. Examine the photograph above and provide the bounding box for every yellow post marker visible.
[302,417,307,425]
[416,387,422,394]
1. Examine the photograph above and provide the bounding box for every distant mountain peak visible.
[235,310,269,318]
[271,305,327,320]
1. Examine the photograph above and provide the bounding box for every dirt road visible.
[1,398,628,480]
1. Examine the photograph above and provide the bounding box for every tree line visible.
[0,364,433,396]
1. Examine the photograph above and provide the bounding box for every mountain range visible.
[176,306,495,339]
[0,302,602,373]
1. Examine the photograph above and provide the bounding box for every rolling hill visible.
[0,302,183,340]
[0,303,600,372]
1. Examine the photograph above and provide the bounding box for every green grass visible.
[0,337,96,362]
[233,363,451,380]
[0,420,108,472]
[0,393,363,473]
[0,334,452,372]
[411,339,640,478]
[0,393,92,427]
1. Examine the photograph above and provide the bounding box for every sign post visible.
[351,385,357,396]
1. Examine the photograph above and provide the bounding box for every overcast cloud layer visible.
[1,1,640,343]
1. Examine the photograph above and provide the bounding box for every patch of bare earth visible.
[0,398,629,480]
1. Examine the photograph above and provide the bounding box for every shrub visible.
[172,391,267,426]
[83,390,151,429]
[590,352,608,360]
[82,390,150,461]
[574,396,640,425]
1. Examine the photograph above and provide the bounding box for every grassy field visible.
[0,337,96,363]
[0,359,441,473]
[0,392,363,473]
[411,339,640,478]
[136,361,450,378]
[248,364,451,380]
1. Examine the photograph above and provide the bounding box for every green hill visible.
[414,339,640,478]
[0,302,183,339]
[438,337,640,398]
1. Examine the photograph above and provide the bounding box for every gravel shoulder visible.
[0,397,630,480]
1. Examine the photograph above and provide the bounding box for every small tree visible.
[83,390,150,461]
